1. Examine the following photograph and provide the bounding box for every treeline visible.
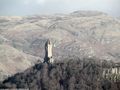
[0,57,119,90]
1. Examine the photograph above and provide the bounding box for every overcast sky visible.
[0,0,120,17]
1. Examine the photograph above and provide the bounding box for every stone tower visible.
[44,39,54,63]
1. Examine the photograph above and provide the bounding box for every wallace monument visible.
[44,39,54,63]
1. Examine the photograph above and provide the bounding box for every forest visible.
[0,57,120,90]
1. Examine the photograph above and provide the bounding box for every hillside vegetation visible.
[0,57,120,90]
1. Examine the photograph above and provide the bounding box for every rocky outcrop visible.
[103,63,120,82]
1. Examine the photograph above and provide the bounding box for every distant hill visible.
[0,11,120,81]
[0,58,119,90]
[0,11,120,60]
